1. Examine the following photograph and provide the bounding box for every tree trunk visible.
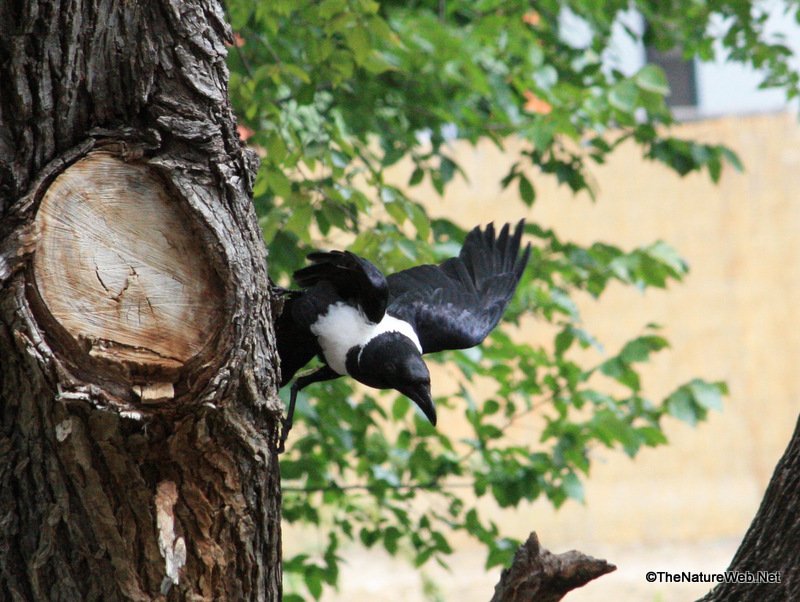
[698,412,800,601]
[0,1,283,600]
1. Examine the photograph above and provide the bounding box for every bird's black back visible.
[293,250,388,323]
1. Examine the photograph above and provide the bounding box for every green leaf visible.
[384,526,402,556]
[483,399,500,415]
[554,327,574,356]
[638,426,669,447]
[666,388,700,426]
[284,202,314,242]
[486,538,516,570]
[360,49,395,74]
[562,471,585,503]
[318,0,346,19]
[409,166,425,186]
[720,147,744,172]
[345,26,370,64]
[307,567,323,600]
[439,156,457,185]
[635,64,670,95]
[392,396,410,421]
[519,173,536,206]
[608,80,638,113]
[599,357,640,391]
[265,167,293,199]
[620,335,669,363]
[360,528,380,548]
[258,207,285,245]
[687,379,726,412]
[410,203,431,240]
[646,240,688,276]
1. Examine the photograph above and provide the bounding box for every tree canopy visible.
[224,0,797,598]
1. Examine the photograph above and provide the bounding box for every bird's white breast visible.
[310,303,421,375]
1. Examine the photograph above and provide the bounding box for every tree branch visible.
[491,532,615,602]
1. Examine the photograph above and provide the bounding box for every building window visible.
[645,43,699,118]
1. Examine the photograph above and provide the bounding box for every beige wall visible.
[406,111,800,548]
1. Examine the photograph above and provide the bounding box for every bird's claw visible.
[277,417,291,454]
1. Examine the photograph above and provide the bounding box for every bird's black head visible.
[346,331,436,426]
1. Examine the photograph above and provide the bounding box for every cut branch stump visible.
[491,532,616,602]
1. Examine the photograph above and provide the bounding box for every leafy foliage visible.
[225,0,794,598]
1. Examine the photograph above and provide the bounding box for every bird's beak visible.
[398,382,436,426]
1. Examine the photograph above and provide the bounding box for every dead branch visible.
[491,532,616,602]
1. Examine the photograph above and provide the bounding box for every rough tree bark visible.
[0,1,283,600]
[697,412,800,601]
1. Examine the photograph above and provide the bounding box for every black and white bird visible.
[275,221,531,452]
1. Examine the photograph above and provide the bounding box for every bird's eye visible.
[385,361,396,373]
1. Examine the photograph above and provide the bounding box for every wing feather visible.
[387,221,530,354]
[292,250,388,324]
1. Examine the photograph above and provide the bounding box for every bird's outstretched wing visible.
[386,221,530,354]
[292,249,389,324]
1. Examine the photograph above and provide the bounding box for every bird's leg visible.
[277,364,340,454]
